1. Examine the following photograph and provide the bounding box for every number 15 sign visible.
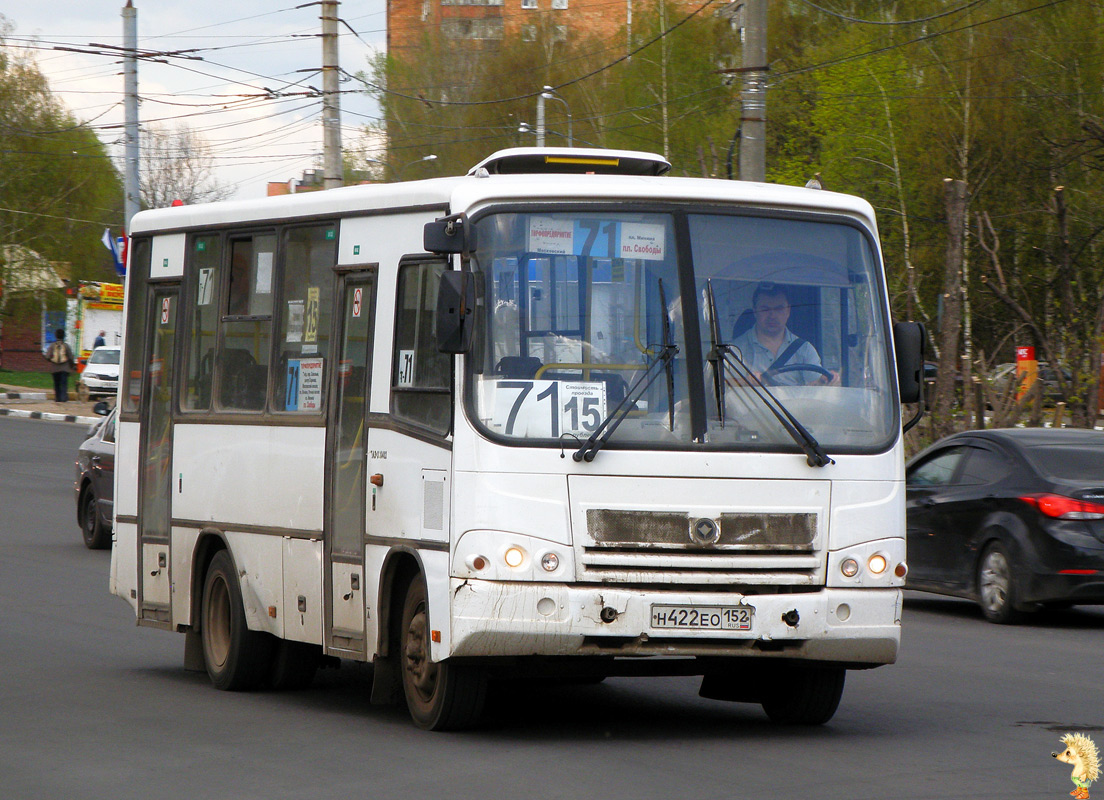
[492,379,607,438]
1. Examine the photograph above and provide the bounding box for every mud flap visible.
[370,655,403,705]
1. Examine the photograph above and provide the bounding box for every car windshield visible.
[89,349,120,365]
[1023,444,1104,481]
[467,207,896,453]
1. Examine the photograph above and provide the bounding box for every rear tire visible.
[201,550,273,691]
[977,542,1022,624]
[80,487,110,550]
[761,666,846,725]
[399,578,486,730]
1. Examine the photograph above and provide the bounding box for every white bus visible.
[110,147,924,730]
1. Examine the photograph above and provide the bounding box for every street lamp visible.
[539,85,573,147]
[394,154,438,181]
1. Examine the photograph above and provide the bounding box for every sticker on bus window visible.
[492,379,607,437]
[619,222,665,261]
[528,217,574,255]
[286,300,304,343]
[397,349,415,387]
[304,287,320,343]
[286,358,323,411]
[197,268,215,306]
[527,218,666,261]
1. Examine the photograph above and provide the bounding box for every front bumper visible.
[80,374,118,393]
[449,579,901,666]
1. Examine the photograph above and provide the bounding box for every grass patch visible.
[0,370,60,391]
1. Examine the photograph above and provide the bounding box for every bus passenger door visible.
[325,272,376,658]
[138,286,178,627]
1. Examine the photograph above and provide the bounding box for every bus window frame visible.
[389,254,455,438]
[461,201,901,457]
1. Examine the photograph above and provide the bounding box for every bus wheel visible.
[761,665,845,725]
[201,550,273,691]
[80,487,110,550]
[399,578,486,730]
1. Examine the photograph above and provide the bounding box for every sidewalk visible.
[0,383,105,426]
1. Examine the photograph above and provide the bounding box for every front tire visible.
[977,541,1021,624]
[201,550,273,690]
[80,487,110,549]
[399,578,486,730]
[761,666,846,725]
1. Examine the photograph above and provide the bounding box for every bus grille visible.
[580,509,824,585]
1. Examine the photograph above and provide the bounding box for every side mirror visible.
[424,214,476,255]
[436,270,476,354]
[92,400,111,416]
[894,321,925,404]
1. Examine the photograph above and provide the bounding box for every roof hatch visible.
[468,147,671,177]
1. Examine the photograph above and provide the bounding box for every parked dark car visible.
[75,404,116,549]
[906,428,1104,622]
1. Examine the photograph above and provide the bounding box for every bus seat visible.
[732,308,755,340]
[495,356,542,379]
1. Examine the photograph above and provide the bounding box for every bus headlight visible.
[453,531,573,581]
[828,539,906,586]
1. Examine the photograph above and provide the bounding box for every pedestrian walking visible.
[44,329,75,402]
[93,330,106,349]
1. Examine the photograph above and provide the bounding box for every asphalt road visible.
[1,414,1101,800]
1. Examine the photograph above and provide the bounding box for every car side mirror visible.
[92,400,111,416]
[424,214,476,255]
[436,270,476,354]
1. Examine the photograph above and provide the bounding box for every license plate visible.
[650,604,753,631]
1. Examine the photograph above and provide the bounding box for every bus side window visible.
[182,234,221,412]
[273,225,336,413]
[217,234,275,412]
[391,260,451,434]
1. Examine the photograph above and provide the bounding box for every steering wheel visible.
[761,363,833,385]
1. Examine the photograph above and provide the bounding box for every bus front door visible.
[138,286,178,628]
[325,272,376,658]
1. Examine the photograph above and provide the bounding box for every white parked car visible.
[78,346,120,401]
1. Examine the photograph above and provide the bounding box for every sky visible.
[4,1,388,202]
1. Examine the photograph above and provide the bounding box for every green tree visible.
[0,17,123,366]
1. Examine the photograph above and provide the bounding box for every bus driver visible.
[731,282,839,386]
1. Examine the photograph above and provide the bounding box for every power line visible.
[794,0,991,26]
[775,0,1076,81]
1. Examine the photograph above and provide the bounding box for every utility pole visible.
[321,0,343,189]
[536,92,545,148]
[739,0,767,182]
[123,1,140,228]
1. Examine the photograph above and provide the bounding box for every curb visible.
[1,391,49,401]
[0,407,99,426]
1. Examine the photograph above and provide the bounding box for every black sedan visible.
[906,428,1104,622]
[75,404,115,549]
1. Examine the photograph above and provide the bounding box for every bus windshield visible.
[468,208,896,453]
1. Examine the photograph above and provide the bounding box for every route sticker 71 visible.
[492,379,607,437]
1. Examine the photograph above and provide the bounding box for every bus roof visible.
[128,155,878,236]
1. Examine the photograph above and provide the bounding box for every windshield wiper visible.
[574,279,678,462]
[705,280,834,468]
